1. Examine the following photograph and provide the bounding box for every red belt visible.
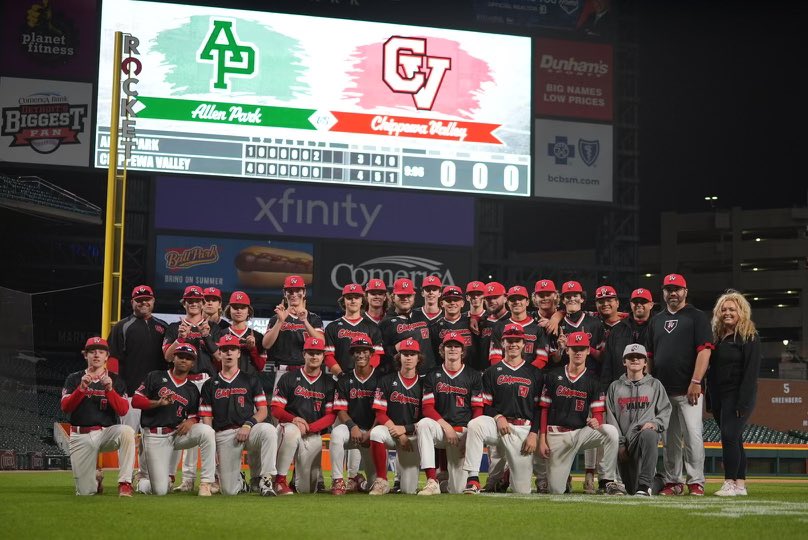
[71,425,103,434]
[548,425,573,433]
[452,426,465,433]
[147,427,175,435]
[506,418,531,426]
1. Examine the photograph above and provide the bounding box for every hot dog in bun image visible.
[234,246,313,288]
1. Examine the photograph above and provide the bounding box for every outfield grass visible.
[1,471,806,539]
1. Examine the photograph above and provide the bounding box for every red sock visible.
[586,468,595,474]
[425,468,437,481]
[275,474,287,483]
[371,441,388,479]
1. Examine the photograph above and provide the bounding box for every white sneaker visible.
[368,478,390,496]
[735,485,748,496]
[198,482,212,497]
[418,478,441,496]
[714,480,737,497]
[136,478,151,494]
[173,478,194,492]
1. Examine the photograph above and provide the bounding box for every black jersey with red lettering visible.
[163,318,222,378]
[266,312,324,367]
[199,370,267,431]
[481,360,542,428]
[135,370,200,428]
[108,314,168,394]
[422,365,483,427]
[477,311,509,369]
[378,312,435,375]
[61,371,128,427]
[372,372,422,426]
[551,311,604,372]
[489,317,550,367]
[325,315,384,371]
[222,325,266,377]
[271,369,335,424]
[334,368,379,430]
[429,314,478,370]
[540,365,605,430]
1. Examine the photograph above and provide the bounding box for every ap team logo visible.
[197,19,258,92]
[548,136,600,166]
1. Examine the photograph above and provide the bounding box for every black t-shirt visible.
[540,366,604,430]
[62,371,128,427]
[266,312,324,366]
[163,318,222,378]
[199,370,267,431]
[136,370,200,428]
[422,364,483,427]
[325,315,384,371]
[481,360,542,428]
[108,314,169,394]
[334,368,379,430]
[373,372,422,426]
[600,316,653,387]
[271,369,335,424]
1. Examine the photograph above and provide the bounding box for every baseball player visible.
[364,279,389,324]
[367,338,423,495]
[418,275,444,320]
[378,278,437,375]
[531,279,560,331]
[538,332,624,495]
[222,291,266,376]
[325,283,384,377]
[462,324,541,495]
[605,344,671,496]
[429,286,476,369]
[417,332,483,495]
[464,281,486,321]
[132,343,216,496]
[489,286,550,369]
[199,334,278,496]
[330,335,380,495]
[271,336,336,495]
[60,337,135,496]
[163,285,222,378]
[202,287,230,331]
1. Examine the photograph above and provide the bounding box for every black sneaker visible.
[390,480,402,494]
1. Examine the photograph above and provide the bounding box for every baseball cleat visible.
[239,472,250,493]
[259,476,277,497]
[173,478,194,492]
[346,474,366,493]
[635,487,652,497]
[210,481,220,494]
[659,482,684,496]
[437,470,449,493]
[316,480,327,493]
[96,470,104,495]
[274,478,294,496]
[390,480,401,494]
[583,471,596,494]
[118,482,134,497]
[198,482,212,497]
[687,483,704,496]
[463,480,481,494]
[249,476,261,493]
[136,478,151,495]
[604,481,627,496]
[331,478,347,496]
[368,478,390,496]
[714,480,736,497]
[565,475,572,494]
[418,478,441,496]
[535,478,549,494]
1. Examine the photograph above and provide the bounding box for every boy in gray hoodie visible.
[605,344,672,496]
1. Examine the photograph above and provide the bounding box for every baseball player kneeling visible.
[416,331,483,495]
[132,343,216,496]
[462,324,542,495]
[538,332,624,495]
[200,335,278,496]
[271,336,336,495]
[60,337,135,496]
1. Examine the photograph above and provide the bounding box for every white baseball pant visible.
[276,423,323,493]
[215,423,278,496]
[662,394,705,485]
[69,425,135,495]
[174,374,211,483]
[329,424,375,483]
[142,424,215,495]
[463,417,533,494]
[369,425,420,494]
[545,424,619,494]
[415,418,468,493]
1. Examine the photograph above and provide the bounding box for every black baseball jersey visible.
[271,370,335,424]
[477,311,509,368]
[481,361,542,428]
[333,368,379,430]
[108,314,168,394]
[540,366,605,430]
[600,316,653,386]
[646,304,713,394]
[429,314,478,370]
[551,312,604,372]
[422,365,483,427]
[378,312,435,374]
[325,315,384,371]
[136,370,200,428]
[489,317,550,366]
[223,325,266,377]
[163,318,222,377]
[62,371,128,427]
[199,370,267,431]
[266,312,324,366]
[372,372,422,426]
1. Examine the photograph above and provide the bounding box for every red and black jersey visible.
[600,316,653,386]
[325,315,384,371]
[378,312,435,374]
[540,366,605,430]
[422,365,483,427]
[481,361,542,430]
[266,312,324,367]
[163,318,222,378]
[135,370,200,428]
[221,324,266,376]
[551,312,604,372]
[61,371,128,427]
[199,370,267,431]
[373,372,422,426]
[477,311,509,369]
[429,314,478,370]
[489,317,550,368]
[108,314,168,394]
[333,368,379,430]
[271,369,335,424]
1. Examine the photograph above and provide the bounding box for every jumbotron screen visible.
[95,0,532,197]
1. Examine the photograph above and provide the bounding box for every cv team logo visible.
[383,37,451,110]
[197,19,258,92]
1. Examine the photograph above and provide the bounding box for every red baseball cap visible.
[501,323,525,340]
[283,275,306,289]
[534,279,557,293]
[595,285,617,300]
[303,336,325,351]
[483,282,506,298]
[216,334,241,348]
[422,275,442,288]
[228,291,251,305]
[631,288,653,302]
[349,334,375,351]
[131,285,154,299]
[182,285,204,299]
[174,343,198,358]
[506,285,528,299]
[465,281,485,294]
[365,279,387,292]
[441,285,464,299]
[393,278,415,295]
[561,281,584,295]
[663,273,687,288]
[83,336,109,351]
[342,283,365,296]
[398,338,420,352]
[202,287,222,299]
[567,331,591,348]
[441,331,465,346]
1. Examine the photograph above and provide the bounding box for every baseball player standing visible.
[199,334,278,496]
[271,336,336,495]
[364,279,389,325]
[489,286,550,369]
[61,337,135,496]
[367,338,423,495]
[163,285,222,378]
[462,324,541,495]
[378,278,436,375]
[429,286,476,369]
[325,284,384,377]
[222,291,266,376]
[132,343,216,496]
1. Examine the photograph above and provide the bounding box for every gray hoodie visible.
[605,374,672,446]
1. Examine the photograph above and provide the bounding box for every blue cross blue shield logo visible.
[578,139,600,166]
